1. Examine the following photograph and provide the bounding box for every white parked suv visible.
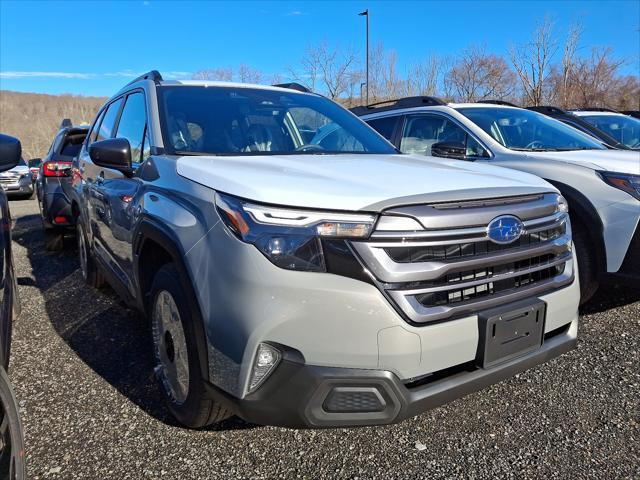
[570,109,640,151]
[355,98,640,303]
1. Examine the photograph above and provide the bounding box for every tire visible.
[149,263,230,429]
[0,367,26,480]
[43,228,64,252]
[77,219,104,288]
[571,217,599,305]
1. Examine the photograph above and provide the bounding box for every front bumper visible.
[1,177,33,196]
[207,318,577,428]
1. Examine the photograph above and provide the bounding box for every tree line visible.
[1,17,637,159]
[194,18,638,110]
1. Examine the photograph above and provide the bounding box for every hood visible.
[1,165,29,176]
[176,153,556,211]
[524,150,640,175]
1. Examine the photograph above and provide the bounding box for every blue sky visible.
[1,0,638,97]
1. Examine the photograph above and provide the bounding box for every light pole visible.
[358,9,369,105]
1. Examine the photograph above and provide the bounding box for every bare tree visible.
[294,41,359,99]
[237,64,262,84]
[557,22,583,107]
[510,17,558,105]
[192,68,233,81]
[445,45,516,101]
[572,47,626,107]
[405,55,443,97]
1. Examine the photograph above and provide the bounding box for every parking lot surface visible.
[7,198,640,479]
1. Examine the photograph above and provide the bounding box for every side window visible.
[400,114,489,158]
[88,109,106,145]
[96,98,124,142]
[142,127,151,161]
[367,116,399,142]
[400,115,445,155]
[114,92,147,163]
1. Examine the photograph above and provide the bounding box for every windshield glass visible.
[457,107,605,151]
[580,114,640,149]
[157,86,396,156]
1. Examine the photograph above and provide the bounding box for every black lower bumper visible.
[41,192,74,229]
[206,319,577,428]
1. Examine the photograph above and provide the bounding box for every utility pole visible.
[358,9,369,105]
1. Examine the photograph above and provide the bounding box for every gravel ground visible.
[6,197,640,479]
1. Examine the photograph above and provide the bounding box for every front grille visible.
[385,225,565,263]
[351,193,574,324]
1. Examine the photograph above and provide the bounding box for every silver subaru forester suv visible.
[69,71,579,428]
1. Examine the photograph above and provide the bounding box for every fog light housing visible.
[247,343,281,393]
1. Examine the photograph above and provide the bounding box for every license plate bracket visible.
[477,298,546,369]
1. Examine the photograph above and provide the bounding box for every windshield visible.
[580,114,640,149]
[457,107,605,152]
[157,86,396,156]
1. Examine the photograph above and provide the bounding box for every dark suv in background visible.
[527,106,630,150]
[36,119,89,250]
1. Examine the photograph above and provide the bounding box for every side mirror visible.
[0,133,22,173]
[89,138,132,174]
[28,158,42,168]
[431,141,466,160]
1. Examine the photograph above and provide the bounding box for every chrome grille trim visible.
[352,234,571,283]
[371,211,566,241]
[351,195,574,324]
[392,252,572,294]
[388,266,574,324]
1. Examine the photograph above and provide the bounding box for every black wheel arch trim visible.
[133,217,211,383]
[546,179,606,274]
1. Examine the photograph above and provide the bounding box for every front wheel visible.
[150,264,230,429]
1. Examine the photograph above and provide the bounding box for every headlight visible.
[215,192,377,272]
[598,171,640,201]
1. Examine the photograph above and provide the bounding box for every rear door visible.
[79,97,123,257]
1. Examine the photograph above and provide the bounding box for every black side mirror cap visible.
[89,138,133,174]
[431,141,467,160]
[0,133,22,173]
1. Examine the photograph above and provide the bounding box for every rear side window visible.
[367,116,399,142]
[115,92,147,162]
[96,98,124,142]
[88,109,106,145]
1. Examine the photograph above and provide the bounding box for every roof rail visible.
[526,105,567,115]
[478,100,520,107]
[571,107,618,113]
[350,96,446,115]
[272,82,310,93]
[60,118,73,129]
[125,70,163,87]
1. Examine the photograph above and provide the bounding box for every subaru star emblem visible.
[486,215,524,244]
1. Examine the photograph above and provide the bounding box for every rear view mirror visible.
[431,141,466,160]
[89,138,133,174]
[0,133,22,173]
